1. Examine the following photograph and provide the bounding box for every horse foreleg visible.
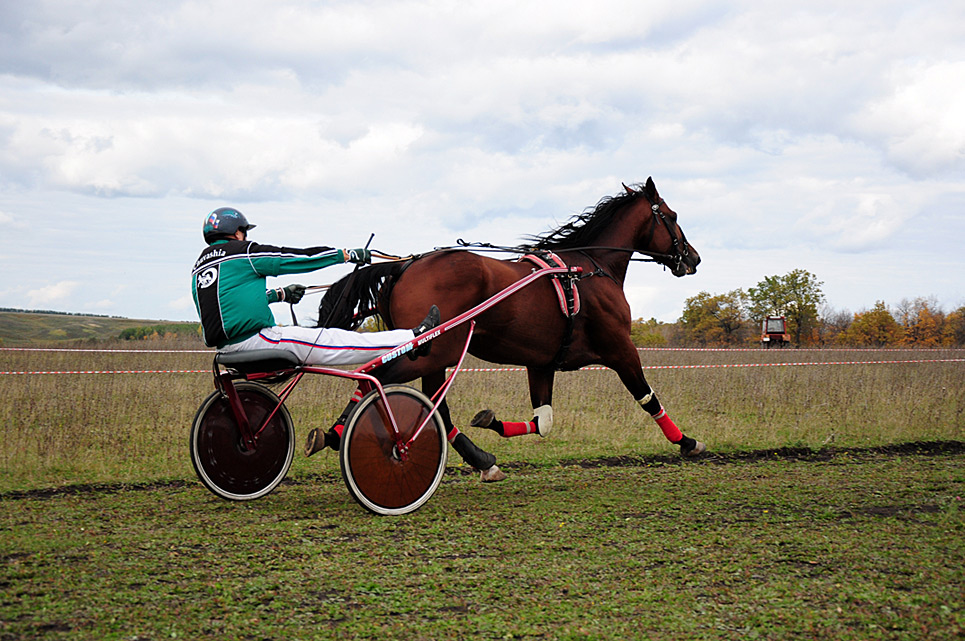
[470,366,555,438]
[421,370,506,482]
[611,355,706,458]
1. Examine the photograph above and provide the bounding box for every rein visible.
[448,187,691,272]
[449,239,680,266]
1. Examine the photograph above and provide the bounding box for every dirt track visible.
[4,440,961,501]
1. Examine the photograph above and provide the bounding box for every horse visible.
[308,177,703,481]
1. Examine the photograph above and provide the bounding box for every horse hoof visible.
[470,409,495,428]
[479,465,507,482]
[304,428,324,457]
[305,427,340,457]
[682,440,707,458]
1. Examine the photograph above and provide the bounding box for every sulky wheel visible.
[339,385,448,516]
[190,382,295,501]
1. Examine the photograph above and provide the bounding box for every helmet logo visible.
[203,207,251,243]
[197,268,218,289]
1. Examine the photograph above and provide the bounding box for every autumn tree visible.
[836,301,904,346]
[946,305,965,347]
[817,303,852,345]
[630,317,668,347]
[746,269,824,345]
[896,297,947,347]
[680,290,748,345]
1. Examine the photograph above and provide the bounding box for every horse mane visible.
[525,187,647,250]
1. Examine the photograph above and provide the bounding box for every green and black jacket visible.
[191,240,347,348]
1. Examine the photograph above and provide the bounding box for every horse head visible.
[525,177,700,278]
[638,177,700,277]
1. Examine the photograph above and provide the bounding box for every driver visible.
[191,207,439,365]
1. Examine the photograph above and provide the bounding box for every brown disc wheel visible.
[190,382,294,501]
[339,385,447,515]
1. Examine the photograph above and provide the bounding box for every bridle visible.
[639,191,692,274]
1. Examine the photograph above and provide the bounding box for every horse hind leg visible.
[305,387,364,456]
[449,421,506,482]
[421,371,506,482]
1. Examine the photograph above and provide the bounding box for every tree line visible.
[118,323,202,340]
[631,269,965,348]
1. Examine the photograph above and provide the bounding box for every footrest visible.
[216,349,301,374]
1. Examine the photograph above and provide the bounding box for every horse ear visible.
[645,177,657,199]
[622,182,634,195]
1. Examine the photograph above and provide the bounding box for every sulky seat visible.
[215,349,301,374]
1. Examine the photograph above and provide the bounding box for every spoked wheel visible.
[340,385,448,515]
[190,382,295,501]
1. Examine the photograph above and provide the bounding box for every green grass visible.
[1,344,963,639]
[1,453,962,640]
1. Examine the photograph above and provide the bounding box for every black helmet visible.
[203,207,256,244]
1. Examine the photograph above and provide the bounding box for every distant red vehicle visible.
[761,316,790,348]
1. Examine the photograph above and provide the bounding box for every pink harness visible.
[519,251,581,317]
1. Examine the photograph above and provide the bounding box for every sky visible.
[1,0,963,326]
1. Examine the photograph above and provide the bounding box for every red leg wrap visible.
[501,421,536,437]
[653,408,683,443]
[333,391,362,438]
[447,427,460,442]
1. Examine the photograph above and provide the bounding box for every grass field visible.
[1,344,963,639]
[2,449,963,640]
[1,343,962,491]
[0,311,198,345]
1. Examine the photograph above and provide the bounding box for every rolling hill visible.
[0,309,200,346]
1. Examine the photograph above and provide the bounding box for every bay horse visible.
[309,177,703,480]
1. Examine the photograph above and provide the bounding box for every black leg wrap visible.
[324,428,341,451]
[469,409,503,434]
[452,433,497,470]
[640,395,661,415]
[484,420,505,436]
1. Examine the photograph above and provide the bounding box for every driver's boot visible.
[408,305,440,359]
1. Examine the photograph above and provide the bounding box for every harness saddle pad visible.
[519,251,581,317]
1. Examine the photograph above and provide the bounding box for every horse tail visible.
[317,261,409,330]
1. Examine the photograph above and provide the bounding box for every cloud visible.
[170,294,197,312]
[26,281,79,306]
[797,192,904,253]
[0,209,27,228]
[0,0,962,323]
[852,60,965,178]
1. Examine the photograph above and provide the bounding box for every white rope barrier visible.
[4,346,963,354]
[2,358,962,376]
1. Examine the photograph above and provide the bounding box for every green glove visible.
[282,284,306,304]
[346,248,372,265]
